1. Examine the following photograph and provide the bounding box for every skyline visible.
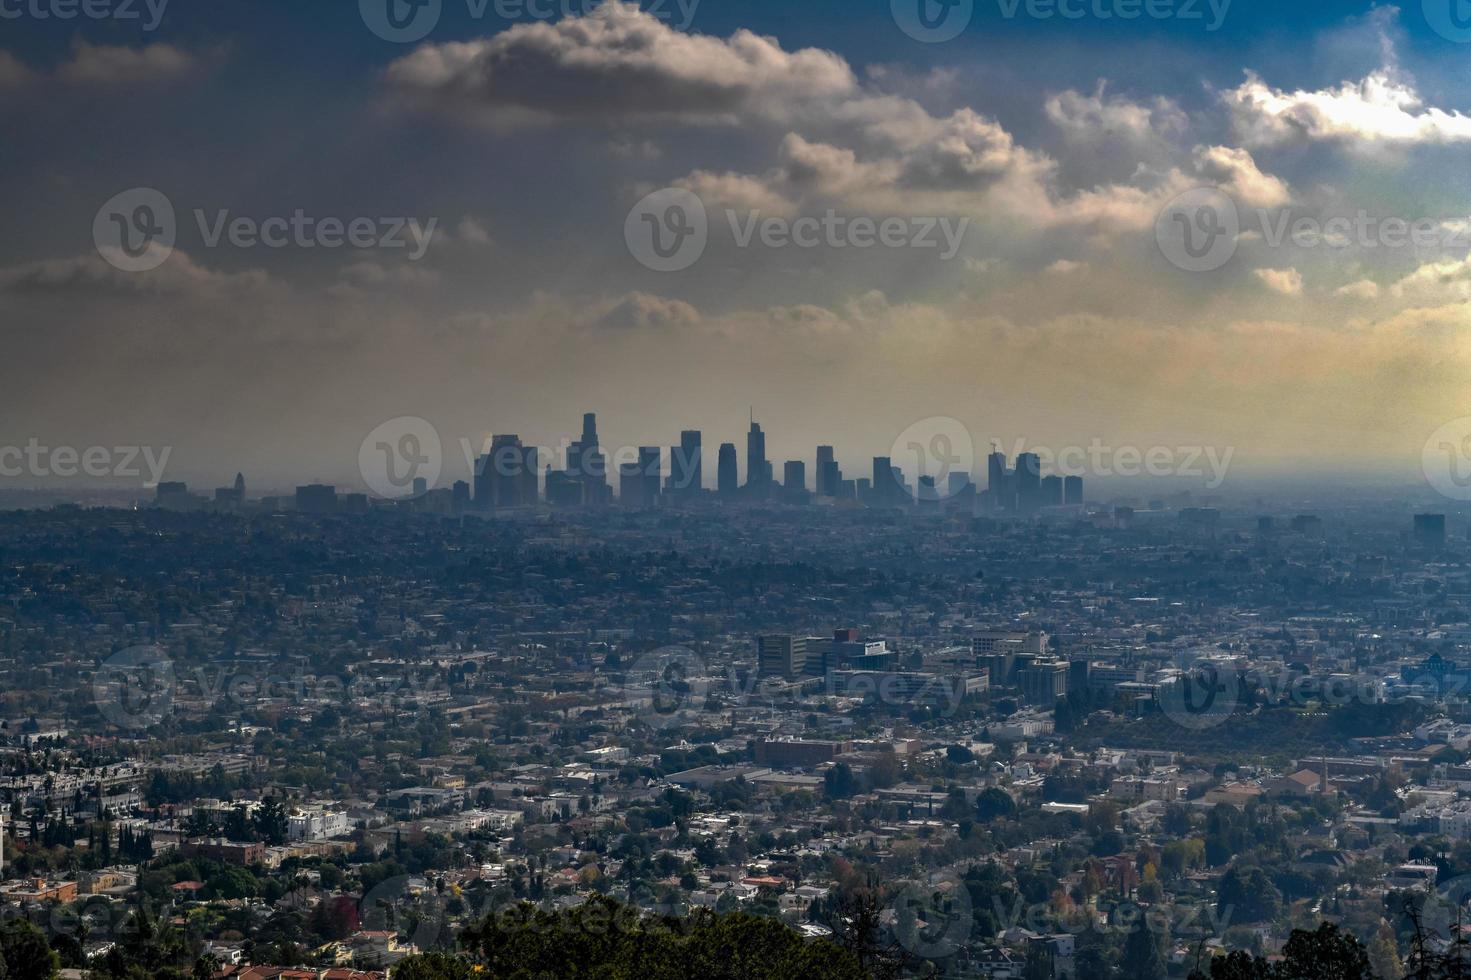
[7,2,1471,484]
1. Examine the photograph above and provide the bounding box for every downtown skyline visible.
[5,2,1471,487]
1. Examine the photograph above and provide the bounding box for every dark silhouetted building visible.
[717,443,739,497]
[669,430,702,497]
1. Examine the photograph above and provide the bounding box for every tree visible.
[0,919,58,979]
[254,796,288,845]
[1217,865,1282,924]
[392,952,474,979]
[977,788,1016,822]
[1121,920,1167,980]
[1274,922,1374,980]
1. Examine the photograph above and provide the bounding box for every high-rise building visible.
[745,419,772,496]
[619,462,645,508]
[1019,660,1069,705]
[988,450,1011,511]
[1415,514,1447,549]
[568,413,609,506]
[717,443,739,497]
[1064,475,1084,506]
[669,430,703,497]
[872,456,903,506]
[816,446,836,497]
[1015,452,1042,513]
[758,634,807,679]
[1041,475,1063,508]
[295,484,337,515]
[638,447,661,507]
[488,435,529,509]
[783,460,806,493]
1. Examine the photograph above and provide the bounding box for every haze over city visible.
[7,2,1471,488]
[13,4,1471,980]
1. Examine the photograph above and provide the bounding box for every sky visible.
[6,0,1471,492]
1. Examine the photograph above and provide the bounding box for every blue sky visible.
[5,1,1471,490]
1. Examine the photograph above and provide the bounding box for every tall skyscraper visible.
[567,412,609,506]
[816,446,836,497]
[717,443,739,497]
[489,434,527,509]
[1016,452,1042,513]
[783,460,806,493]
[639,447,661,507]
[988,449,1011,511]
[1064,475,1084,506]
[669,430,703,497]
[1041,475,1063,508]
[746,418,771,496]
[871,457,894,505]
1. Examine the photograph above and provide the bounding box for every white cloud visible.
[1046,85,1187,145]
[1223,68,1471,146]
[384,1,854,128]
[58,41,197,87]
[1046,259,1088,275]
[0,50,35,91]
[1334,279,1380,300]
[586,292,701,330]
[1254,267,1304,296]
[0,250,268,297]
[1391,256,1471,299]
[1191,145,1291,208]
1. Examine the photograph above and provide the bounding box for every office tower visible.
[474,451,494,511]
[412,477,428,498]
[872,456,902,506]
[816,446,835,497]
[1415,514,1447,549]
[988,449,1011,511]
[746,418,771,496]
[452,481,470,514]
[639,447,661,506]
[1041,475,1063,508]
[1019,660,1069,704]
[1015,452,1041,512]
[757,634,807,679]
[545,468,583,508]
[295,484,337,515]
[784,460,806,492]
[717,443,739,497]
[568,413,609,506]
[669,430,703,497]
[489,434,528,509]
[1064,475,1084,506]
[917,475,938,506]
[520,445,539,507]
[618,462,645,508]
[215,472,246,506]
[947,472,973,501]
